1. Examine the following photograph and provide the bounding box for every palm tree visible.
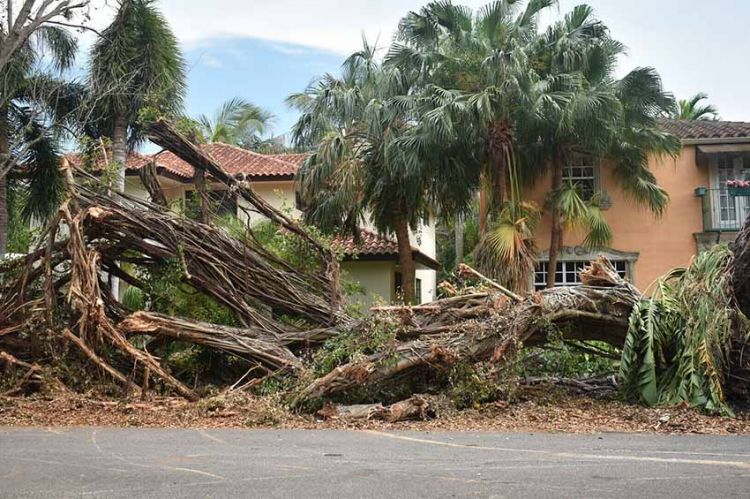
[521,5,680,287]
[0,24,78,255]
[671,92,719,121]
[289,41,447,303]
[87,0,186,193]
[387,0,563,289]
[389,0,557,235]
[197,97,275,148]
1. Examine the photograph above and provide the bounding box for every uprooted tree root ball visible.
[2,118,750,422]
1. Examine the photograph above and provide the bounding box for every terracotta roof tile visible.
[153,143,301,178]
[333,229,440,269]
[64,151,153,171]
[660,120,750,142]
[66,143,306,180]
[333,230,401,256]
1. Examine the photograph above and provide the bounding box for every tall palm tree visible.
[521,5,679,287]
[289,41,456,303]
[0,24,78,255]
[387,0,563,289]
[389,0,557,234]
[671,92,719,121]
[87,0,185,193]
[197,97,275,148]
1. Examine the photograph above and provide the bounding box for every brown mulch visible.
[2,388,749,434]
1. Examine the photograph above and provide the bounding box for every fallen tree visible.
[1,118,749,417]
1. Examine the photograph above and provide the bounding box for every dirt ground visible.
[2,386,749,435]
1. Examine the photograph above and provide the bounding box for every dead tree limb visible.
[119,312,303,372]
[144,118,343,316]
[317,395,434,422]
[138,160,168,206]
[61,328,136,394]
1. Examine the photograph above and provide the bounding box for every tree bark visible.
[138,160,167,206]
[119,311,302,372]
[193,169,211,224]
[111,112,128,192]
[0,109,9,256]
[479,171,488,235]
[454,213,464,265]
[394,215,416,304]
[546,157,564,289]
[110,112,128,299]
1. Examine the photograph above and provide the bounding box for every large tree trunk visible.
[294,259,638,405]
[546,157,564,289]
[0,110,9,256]
[394,216,416,304]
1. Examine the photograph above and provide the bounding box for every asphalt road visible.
[1,427,750,498]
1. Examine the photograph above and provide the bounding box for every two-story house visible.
[528,120,750,291]
[68,143,439,306]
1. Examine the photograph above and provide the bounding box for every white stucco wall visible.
[412,217,437,304]
[237,180,300,226]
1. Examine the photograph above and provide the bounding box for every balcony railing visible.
[695,187,750,232]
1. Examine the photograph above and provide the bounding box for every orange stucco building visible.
[528,120,750,291]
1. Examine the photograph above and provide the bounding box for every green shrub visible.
[311,315,399,376]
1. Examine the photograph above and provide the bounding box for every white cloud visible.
[81,0,749,121]
[156,0,485,55]
[200,54,224,68]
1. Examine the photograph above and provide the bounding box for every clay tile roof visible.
[65,143,307,181]
[333,229,440,270]
[64,151,153,171]
[333,230,400,256]
[660,120,750,142]
[153,143,301,179]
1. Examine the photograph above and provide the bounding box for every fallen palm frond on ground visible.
[2,118,750,420]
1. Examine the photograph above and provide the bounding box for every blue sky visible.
[182,38,342,141]
[87,0,750,144]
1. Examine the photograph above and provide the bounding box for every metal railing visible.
[695,187,750,232]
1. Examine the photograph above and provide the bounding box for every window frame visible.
[534,259,629,290]
[563,156,599,202]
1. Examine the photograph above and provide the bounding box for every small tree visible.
[197,97,275,148]
[0,20,80,254]
[671,92,720,121]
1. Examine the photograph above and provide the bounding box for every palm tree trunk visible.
[110,112,128,299]
[0,108,9,256]
[546,157,564,289]
[454,213,464,265]
[394,216,416,304]
[112,112,128,192]
[479,171,488,235]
